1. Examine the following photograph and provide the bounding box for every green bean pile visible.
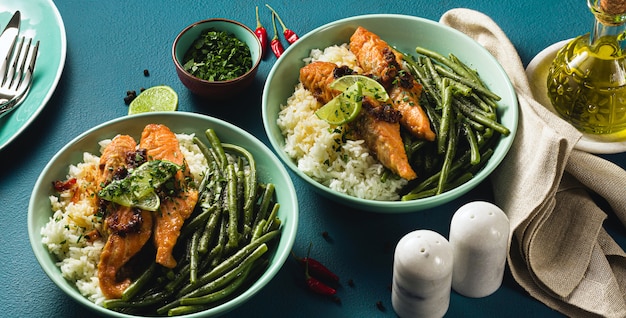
[399,47,510,200]
[103,128,282,316]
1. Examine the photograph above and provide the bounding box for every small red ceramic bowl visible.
[172,18,262,99]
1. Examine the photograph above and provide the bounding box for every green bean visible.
[192,136,216,166]
[177,230,280,297]
[263,203,280,234]
[222,143,257,233]
[252,183,275,231]
[104,290,172,310]
[121,262,158,301]
[190,231,201,284]
[450,53,484,87]
[225,164,240,253]
[180,264,252,307]
[454,101,510,135]
[205,128,227,169]
[463,121,481,165]
[424,55,444,93]
[198,206,220,254]
[185,244,267,299]
[178,204,213,240]
[438,80,453,154]
[437,113,458,195]
[416,46,475,82]
[435,64,501,101]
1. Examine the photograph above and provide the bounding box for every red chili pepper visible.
[254,6,268,57]
[293,252,339,283]
[265,4,299,44]
[305,256,337,296]
[269,12,284,58]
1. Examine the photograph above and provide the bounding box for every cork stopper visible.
[601,0,626,15]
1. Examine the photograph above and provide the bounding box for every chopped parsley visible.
[182,28,252,81]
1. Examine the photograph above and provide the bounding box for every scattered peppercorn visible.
[332,296,342,304]
[143,69,150,76]
[376,301,386,311]
[347,279,355,287]
[322,231,334,243]
[124,90,137,105]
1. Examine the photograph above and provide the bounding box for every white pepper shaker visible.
[392,230,453,318]
[449,201,509,298]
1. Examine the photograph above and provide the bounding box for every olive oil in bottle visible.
[547,0,626,134]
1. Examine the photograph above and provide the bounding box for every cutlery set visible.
[0,11,39,118]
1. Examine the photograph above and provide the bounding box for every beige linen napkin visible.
[440,8,626,317]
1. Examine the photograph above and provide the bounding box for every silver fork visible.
[0,36,39,118]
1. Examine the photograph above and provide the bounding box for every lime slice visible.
[98,160,181,211]
[329,75,389,102]
[128,85,178,115]
[315,82,363,125]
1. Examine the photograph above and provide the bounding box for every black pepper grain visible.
[347,279,355,287]
[143,69,150,76]
[376,301,385,311]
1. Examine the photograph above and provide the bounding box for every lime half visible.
[315,82,363,125]
[329,75,389,102]
[128,85,178,115]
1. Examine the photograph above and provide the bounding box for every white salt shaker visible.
[449,201,509,298]
[392,230,453,318]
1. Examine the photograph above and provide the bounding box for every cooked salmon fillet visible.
[98,208,153,299]
[349,26,403,88]
[97,134,154,299]
[389,77,436,141]
[356,99,417,180]
[140,124,199,268]
[300,61,344,104]
[299,60,417,180]
[350,26,435,141]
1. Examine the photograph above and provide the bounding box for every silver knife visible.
[0,11,21,75]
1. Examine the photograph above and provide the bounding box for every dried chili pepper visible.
[254,6,268,57]
[265,4,299,44]
[269,12,284,58]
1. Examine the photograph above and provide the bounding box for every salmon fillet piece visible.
[350,26,435,141]
[97,135,154,299]
[349,26,403,88]
[140,124,199,268]
[299,61,344,104]
[389,78,436,141]
[356,99,417,180]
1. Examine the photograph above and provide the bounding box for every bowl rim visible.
[261,13,519,212]
[28,111,299,317]
[171,18,263,85]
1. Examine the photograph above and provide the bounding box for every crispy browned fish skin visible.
[350,26,436,141]
[97,135,154,299]
[299,61,417,180]
[140,124,199,269]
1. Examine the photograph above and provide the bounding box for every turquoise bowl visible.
[262,14,518,213]
[28,112,298,317]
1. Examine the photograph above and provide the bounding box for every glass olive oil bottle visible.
[547,0,626,134]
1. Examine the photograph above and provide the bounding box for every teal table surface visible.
[1,0,624,317]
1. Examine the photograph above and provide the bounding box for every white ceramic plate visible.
[526,39,626,154]
[0,0,66,151]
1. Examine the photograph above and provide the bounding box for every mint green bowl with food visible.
[28,112,298,317]
[262,14,518,213]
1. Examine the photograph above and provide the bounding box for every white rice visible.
[41,133,207,306]
[277,45,407,201]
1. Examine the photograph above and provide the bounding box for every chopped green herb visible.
[182,28,252,81]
